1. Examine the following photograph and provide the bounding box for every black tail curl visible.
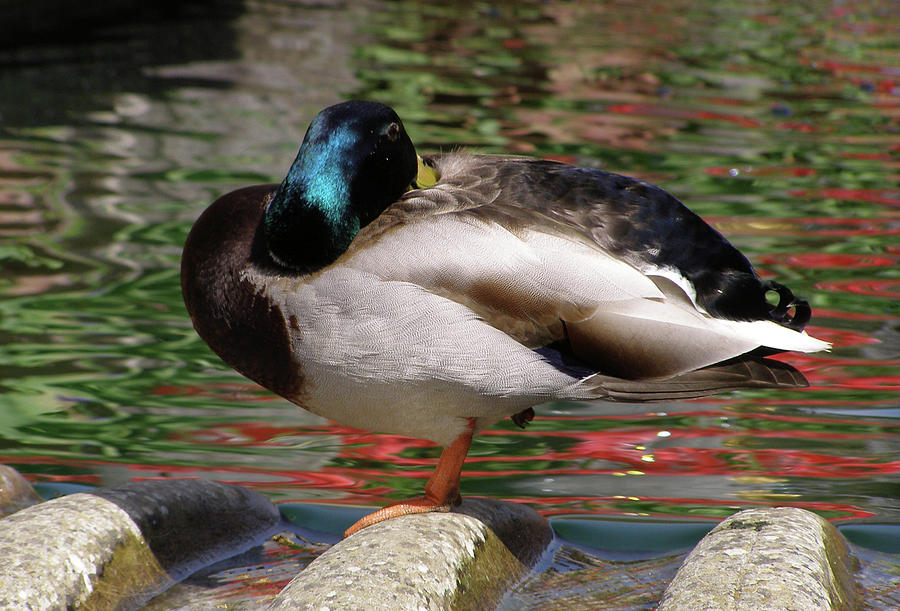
[762,280,811,332]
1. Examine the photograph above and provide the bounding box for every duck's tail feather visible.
[575,356,808,402]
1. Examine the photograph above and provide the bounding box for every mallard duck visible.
[181,101,829,538]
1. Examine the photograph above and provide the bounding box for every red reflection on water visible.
[789,188,900,206]
[757,252,897,268]
[169,421,311,446]
[705,165,817,177]
[605,103,763,128]
[841,151,899,161]
[814,307,896,321]
[6,399,896,523]
[15,470,103,485]
[822,376,900,392]
[164,410,900,487]
[710,216,900,238]
[805,57,898,76]
[816,278,900,299]
[702,97,750,107]
[275,408,900,480]
[787,353,900,368]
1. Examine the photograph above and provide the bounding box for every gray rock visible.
[0,480,283,610]
[0,465,42,518]
[269,497,552,610]
[657,507,857,611]
[0,493,171,610]
[92,479,282,579]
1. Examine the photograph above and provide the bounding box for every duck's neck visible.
[263,148,361,271]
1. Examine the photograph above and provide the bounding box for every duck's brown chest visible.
[181,184,305,400]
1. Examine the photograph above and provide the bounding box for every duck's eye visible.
[385,122,401,142]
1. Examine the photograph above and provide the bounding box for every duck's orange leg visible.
[343,418,475,538]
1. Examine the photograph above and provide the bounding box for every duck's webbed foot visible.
[342,496,453,538]
[342,418,475,539]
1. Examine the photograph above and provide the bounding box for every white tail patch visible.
[566,276,830,379]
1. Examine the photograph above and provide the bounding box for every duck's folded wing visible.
[577,355,809,401]
[292,268,806,422]
[343,210,828,381]
[564,274,827,378]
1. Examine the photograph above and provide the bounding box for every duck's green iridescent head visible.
[264,100,417,270]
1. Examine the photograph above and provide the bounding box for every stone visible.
[0,479,283,610]
[0,465,42,518]
[92,479,282,579]
[0,493,170,610]
[657,507,857,611]
[269,498,552,610]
